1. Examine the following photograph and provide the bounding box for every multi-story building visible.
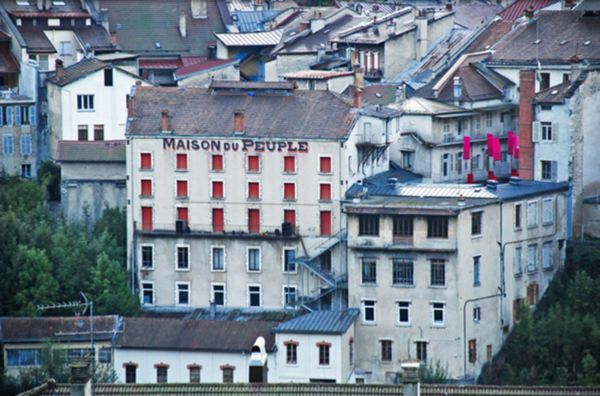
[0,92,37,177]
[125,81,399,311]
[343,176,569,381]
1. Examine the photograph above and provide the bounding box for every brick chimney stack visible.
[518,69,535,179]
[161,110,171,132]
[55,59,64,79]
[353,88,362,109]
[234,109,245,133]
[126,94,134,117]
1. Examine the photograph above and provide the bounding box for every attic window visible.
[583,40,591,46]
[551,89,558,95]
[533,39,541,45]
[559,40,568,45]
[155,41,161,48]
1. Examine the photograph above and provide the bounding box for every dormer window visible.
[155,42,161,48]
[583,40,591,46]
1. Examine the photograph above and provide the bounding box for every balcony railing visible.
[137,222,300,238]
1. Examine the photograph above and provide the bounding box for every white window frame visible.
[210,245,226,272]
[514,202,523,230]
[431,301,446,327]
[282,284,297,307]
[247,180,261,200]
[527,200,538,228]
[361,299,376,325]
[473,255,481,286]
[527,244,538,273]
[542,197,554,225]
[247,284,262,308]
[211,282,226,306]
[246,154,262,173]
[175,178,189,199]
[141,281,155,306]
[175,152,188,171]
[175,244,191,271]
[246,246,262,273]
[473,306,481,322]
[319,182,332,202]
[283,155,296,174]
[282,247,297,274]
[210,153,225,172]
[396,300,411,327]
[514,245,522,276]
[140,177,154,198]
[140,151,153,170]
[140,243,155,270]
[541,121,552,141]
[175,281,191,306]
[76,94,94,111]
[20,134,32,156]
[3,134,14,156]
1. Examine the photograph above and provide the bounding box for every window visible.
[125,364,137,383]
[6,349,41,366]
[283,248,296,273]
[141,207,152,230]
[380,340,392,362]
[471,212,482,236]
[397,301,411,325]
[473,256,481,286]
[392,259,413,286]
[431,302,445,326]
[427,216,448,238]
[247,155,260,172]
[542,197,554,225]
[21,164,31,178]
[485,112,493,127]
[99,348,111,363]
[5,106,13,126]
[527,282,540,305]
[443,118,450,132]
[247,247,261,272]
[515,203,522,229]
[222,366,234,383]
[141,245,153,269]
[416,341,427,362]
[140,153,152,169]
[59,40,72,56]
[283,182,296,200]
[527,244,538,272]
[319,183,331,201]
[211,283,225,306]
[20,134,32,155]
[468,339,477,363]
[320,251,332,273]
[176,180,188,198]
[94,125,104,141]
[140,179,152,197]
[393,216,413,237]
[284,209,296,230]
[212,180,224,199]
[349,339,354,366]
[211,246,225,271]
[320,210,332,236]
[540,72,550,90]
[362,300,376,323]
[212,208,224,232]
[361,258,376,284]
[176,282,190,306]
[284,156,295,173]
[486,345,493,362]
[77,125,88,141]
[176,153,187,170]
[77,94,94,111]
[156,365,168,383]
[189,366,201,383]
[430,259,446,287]
[177,207,188,223]
[142,282,154,305]
[541,122,553,141]
[285,342,298,364]
[358,215,379,236]
[527,201,538,228]
[401,150,413,169]
[248,285,261,307]
[211,154,223,171]
[176,246,189,270]
[283,285,297,306]
[473,306,481,322]
[514,246,522,276]
[541,160,555,181]
[31,54,49,71]
[104,68,113,86]
[248,209,260,233]
[319,156,332,173]
[318,343,330,365]
[248,181,260,200]
[542,241,553,269]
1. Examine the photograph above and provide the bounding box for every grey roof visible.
[360,105,402,119]
[491,180,569,201]
[388,96,466,115]
[272,309,359,335]
[345,162,422,198]
[56,140,126,163]
[47,57,107,86]
[534,81,572,104]
[73,25,115,52]
[0,316,119,343]
[232,9,283,32]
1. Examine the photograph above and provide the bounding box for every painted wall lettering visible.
[163,138,309,153]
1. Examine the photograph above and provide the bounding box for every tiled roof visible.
[127,85,356,139]
[73,25,115,52]
[343,84,409,106]
[215,29,283,47]
[175,58,238,78]
[345,162,422,198]
[2,0,87,15]
[0,316,119,343]
[464,18,513,53]
[272,309,359,334]
[281,70,354,80]
[17,27,56,53]
[534,81,572,104]
[453,4,504,29]
[116,317,276,352]
[139,58,183,70]
[47,57,107,86]
[334,8,416,45]
[499,0,558,21]
[335,1,396,15]
[388,96,466,115]
[231,9,283,32]
[56,140,126,163]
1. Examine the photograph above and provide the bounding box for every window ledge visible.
[139,195,154,199]
[175,268,191,272]
[211,196,225,200]
[542,266,554,271]
[361,283,378,287]
[514,272,523,278]
[175,169,188,172]
[429,285,447,289]
[527,269,538,275]
[209,170,224,173]
[397,323,411,328]
[431,324,446,329]
[391,284,415,288]
[319,199,333,203]
[176,196,189,201]
[139,168,154,172]
[361,322,377,326]
[473,282,481,287]
[211,269,226,273]
[247,198,261,202]
[471,234,483,239]
[247,270,262,274]
[283,271,298,275]
[140,267,155,271]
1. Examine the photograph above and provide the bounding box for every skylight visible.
[560,40,568,45]
[533,39,541,45]
[16,0,29,5]
[583,40,591,46]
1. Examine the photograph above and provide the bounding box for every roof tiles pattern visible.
[47,57,106,86]
[499,0,558,21]
[215,29,283,46]
[273,309,359,334]
[0,316,118,343]
[56,140,126,163]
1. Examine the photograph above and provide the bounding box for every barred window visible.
[427,216,448,238]
[361,259,377,284]
[358,215,379,236]
[430,259,446,286]
[392,259,413,285]
[393,215,413,236]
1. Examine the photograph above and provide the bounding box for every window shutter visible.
[248,182,259,199]
[551,161,558,182]
[176,153,187,170]
[320,157,331,173]
[6,106,13,126]
[284,156,295,173]
[532,121,541,142]
[141,179,152,196]
[212,208,224,232]
[177,180,188,197]
[248,209,260,233]
[212,154,223,171]
[284,210,296,228]
[248,156,260,172]
[141,153,152,169]
[320,211,332,236]
[212,181,223,198]
[552,122,559,141]
[29,106,36,125]
[141,207,153,231]
[284,183,295,200]
[177,207,189,222]
[320,183,331,201]
[14,106,21,126]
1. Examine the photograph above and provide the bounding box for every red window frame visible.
[177,207,189,222]
[248,182,260,200]
[141,179,152,197]
[283,183,295,200]
[140,153,152,169]
[248,209,260,234]
[284,156,295,173]
[177,180,188,198]
[176,153,187,170]
[284,209,296,229]
[212,181,224,199]
[320,210,332,236]
[247,155,260,172]
[212,208,224,232]
[211,154,223,171]
[142,207,153,231]
[319,157,332,174]
[320,183,331,201]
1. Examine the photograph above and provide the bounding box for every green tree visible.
[90,252,139,316]
[13,246,59,316]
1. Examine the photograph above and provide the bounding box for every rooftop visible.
[175,58,239,78]
[231,9,283,32]
[273,309,359,335]
[215,29,283,47]
[387,96,466,115]
[499,0,558,21]
[56,140,126,163]
[47,57,106,86]
[281,69,354,80]
[0,316,119,343]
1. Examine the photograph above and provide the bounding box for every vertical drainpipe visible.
[498,202,505,325]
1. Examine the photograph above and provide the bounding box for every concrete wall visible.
[274,54,319,78]
[533,103,570,182]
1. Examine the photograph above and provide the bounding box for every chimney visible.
[353,67,364,89]
[353,88,362,109]
[518,69,535,179]
[524,6,534,18]
[55,59,64,79]
[395,84,406,102]
[179,12,187,38]
[453,76,462,101]
[400,361,420,396]
[298,21,309,32]
[110,31,117,46]
[446,0,453,11]
[127,94,134,117]
[161,110,171,132]
[415,15,428,59]
[234,109,245,133]
[69,361,92,396]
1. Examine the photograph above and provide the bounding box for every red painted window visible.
[177,180,188,198]
[248,182,260,200]
[211,154,223,171]
[176,153,187,170]
[248,209,260,233]
[212,208,224,232]
[284,210,296,229]
[142,207,153,230]
[212,181,224,199]
[140,153,152,169]
[284,156,295,173]
[177,207,188,222]
[320,183,331,201]
[283,183,295,200]
[247,155,260,172]
[141,179,152,196]
[319,157,332,173]
[320,210,332,236]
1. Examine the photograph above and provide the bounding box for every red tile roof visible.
[139,58,183,70]
[175,58,239,78]
[499,0,558,21]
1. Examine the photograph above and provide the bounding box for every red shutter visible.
[284,183,295,200]
[320,210,332,236]
[284,210,296,229]
[248,155,260,172]
[177,207,188,222]
[320,157,331,173]
[320,183,331,201]
[177,180,188,197]
[284,156,295,173]
[141,207,153,230]
[212,154,223,171]
[141,179,152,196]
[176,153,187,170]
[248,209,260,233]
[212,181,223,198]
[248,182,260,199]
[213,208,224,232]
[140,153,152,169]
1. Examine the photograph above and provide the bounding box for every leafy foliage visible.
[420,359,450,383]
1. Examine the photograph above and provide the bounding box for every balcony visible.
[136,222,300,240]
[349,235,457,252]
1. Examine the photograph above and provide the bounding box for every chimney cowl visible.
[509,176,521,185]
[353,88,363,109]
[486,179,499,190]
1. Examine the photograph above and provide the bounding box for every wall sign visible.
[163,138,309,153]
